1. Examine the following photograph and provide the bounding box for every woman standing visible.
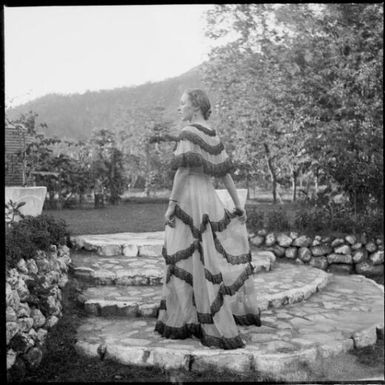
[155,89,261,349]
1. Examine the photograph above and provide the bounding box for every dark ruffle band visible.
[233,313,261,326]
[189,123,216,137]
[174,205,235,241]
[178,131,224,155]
[171,152,234,177]
[166,264,193,285]
[210,263,254,316]
[154,320,245,349]
[213,235,252,265]
[162,241,202,265]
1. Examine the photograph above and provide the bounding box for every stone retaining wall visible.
[250,230,384,277]
[6,245,72,373]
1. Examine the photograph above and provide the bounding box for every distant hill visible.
[6,65,205,141]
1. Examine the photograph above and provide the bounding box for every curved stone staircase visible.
[69,232,384,381]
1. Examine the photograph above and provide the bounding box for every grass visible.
[44,199,302,236]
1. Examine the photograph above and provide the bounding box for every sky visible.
[4,4,215,107]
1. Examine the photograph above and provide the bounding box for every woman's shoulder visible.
[183,123,216,137]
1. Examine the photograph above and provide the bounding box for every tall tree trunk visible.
[263,143,277,204]
[144,143,151,197]
[291,169,298,202]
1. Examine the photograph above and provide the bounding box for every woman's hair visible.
[185,88,212,120]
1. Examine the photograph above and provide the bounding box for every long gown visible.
[154,123,261,349]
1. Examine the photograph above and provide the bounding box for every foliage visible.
[203,4,383,208]
[5,200,26,224]
[6,214,69,269]
[265,207,291,232]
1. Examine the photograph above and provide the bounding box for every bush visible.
[265,208,291,232]
[247,206,290,232]
[6,214,69,269]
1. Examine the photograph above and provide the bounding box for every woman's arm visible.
[219,173,247,224]
[165,167,190,226]
[220,173,242,209]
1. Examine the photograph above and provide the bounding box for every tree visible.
[202,3,383,209]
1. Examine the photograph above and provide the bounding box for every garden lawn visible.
[43,200,301,236]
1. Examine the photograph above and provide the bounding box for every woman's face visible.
[178,93,197,122]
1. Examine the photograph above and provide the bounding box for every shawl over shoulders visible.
[171,124,234,177]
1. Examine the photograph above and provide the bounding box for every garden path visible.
[70,232,384,381]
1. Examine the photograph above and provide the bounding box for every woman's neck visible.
[190,118,209,127]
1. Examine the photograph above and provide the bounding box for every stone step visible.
[74,273,384,381]
[69,250,276,286]
[77,264,329,318]
[70,232,165,257]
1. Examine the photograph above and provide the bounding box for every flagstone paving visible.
[70,231,384,380]
[74,273,384,381]
[69,249,276,286]
[76,263,329,317]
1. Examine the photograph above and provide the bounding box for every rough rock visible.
[321,236,332,243]
[352,249,368,264]
[265,233,276,247]
[26,259,39,275]
[6,322,20,344]
[36,328,48,345]
[31,309,46,329]
[352,243,363,251]
[7,268,20,288]
[289,232,299,240]
[58,275,69,288]
[327,254,353,264]
[17,302,31,318]
[9,290,21,312]
[292,235,312,248]
[122,244,139,257]
[257,229,268,236]
[352,327,377,348]
[7,306,17,322]
[369,250,384,265]
[334,245,352,255]
[24,347,43,369]
[355,261,384,277]
[309,257,328,270]
[17,259,29,274]
[98,244,122,257]
[295,258,304,265]
[328,264,353,274]
[298,247,312,262]
[36,258,51,273]
[376,238,383,246]
[250,235,265,247]
[285,247,298,259]
[365,242,377,253]
[311,239,321,247]
[331,238,345,248]
[345,235,357,245]
[270,245,286,258]
[7,349,17,370]
[139,244,163,257]
[191,352,252,374]
[311,245,333,257]
[6,283,13,307]
[45,315,59,329]
[17,317,34,333]
[277,233,293,247]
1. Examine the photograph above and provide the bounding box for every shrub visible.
[265,208,291,232]
[6,214,69,269]
[246,207,264,232]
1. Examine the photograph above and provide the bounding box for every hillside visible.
[6,65,205,141]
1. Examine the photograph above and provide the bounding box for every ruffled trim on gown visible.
[154,124,261,350]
